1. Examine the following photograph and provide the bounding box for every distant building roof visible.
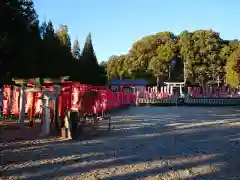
[110,79,148,86]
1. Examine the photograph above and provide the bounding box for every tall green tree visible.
[0,0,106,87]
[107,55,119,80]
[56,25,71,50]
[0,0,39,82]
[81,33,104,85]
[41,21,57,77]
[106,29,240,87]
[55,24,73,76]
[72,39,81,60]
[82,33,98,64]
[148,57,167,86]
[71,39,82,81]
[225,48,240,87]
[178,31,194,84]
[99,61,107,69]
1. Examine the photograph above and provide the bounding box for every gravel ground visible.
[1,106,240,180]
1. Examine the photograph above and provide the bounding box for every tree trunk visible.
[156,76,160,87]
[8,85,13,116]
[201,78,204,88]
[54,95,60,130]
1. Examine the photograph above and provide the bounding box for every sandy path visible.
[1,106,240,180]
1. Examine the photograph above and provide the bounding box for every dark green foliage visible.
[106,30,240,87]
[225,48,240,87]
[72,39,81,60]
[80,33,104,85]
[0,0,106,86]
[0,0,39,80]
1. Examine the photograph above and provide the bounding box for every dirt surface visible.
[1,106,240,180]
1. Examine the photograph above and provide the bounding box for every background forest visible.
[1,0,106,87]
[104,31,240,88]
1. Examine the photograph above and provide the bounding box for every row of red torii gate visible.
[0,80,136,137]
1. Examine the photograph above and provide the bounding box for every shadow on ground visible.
[1,106,240,179]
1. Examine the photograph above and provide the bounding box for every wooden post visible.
[170,86,173,96]
[59,90,65,126]
[0,88,3,117]
[69,85,73,110]
[54,93,60,130]
[70,110,78,140]
[180,84,183,97]
[61,109,72,139]
[29,92,36,126]
[167,83,169,96]
[18,86,25,126]
[7,85,13,119]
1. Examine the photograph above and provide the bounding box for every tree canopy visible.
[0,0,105,87]
[106,29,240,87]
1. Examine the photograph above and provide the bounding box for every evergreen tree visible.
[45,21,55,40]
[0,0,106,86]
[225,48,240,87]
[40,20,47,38]
[55,24,74,77]
[41,21,59,77]
[56,25,71,50]
[19,0,38,25]
[82,33,98,65]
[81,33,104,84]
[72,39,81,60]
[0,0,39,81]
[71,38,83,81]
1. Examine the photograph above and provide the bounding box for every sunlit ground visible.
[1,106,240,179]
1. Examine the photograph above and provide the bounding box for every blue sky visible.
[34,0,239,62]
